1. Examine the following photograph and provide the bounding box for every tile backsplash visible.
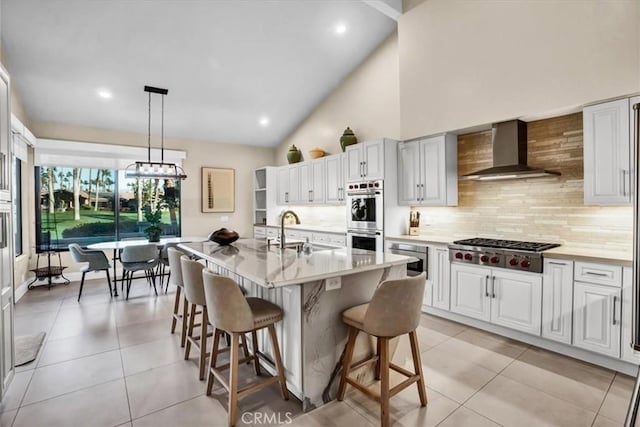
[415,112,633,251]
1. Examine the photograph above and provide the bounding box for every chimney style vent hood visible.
[459,120,560,181]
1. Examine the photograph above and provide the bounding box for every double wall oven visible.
[346,180,383,252]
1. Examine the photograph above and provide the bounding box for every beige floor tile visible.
[118,318,173,348]
[132,395,231,427]
[466,375,596,427]
[290,401,375,427]
[416,315,468,351]
[38,328,119,367]
[14,299,62,316]
[345,382,458,427]
[14,310,57,338]
[22,349,123,405]
[61,289,116,308]
[114,297,173,327]
[501,347,614,411]
[13,379,130,427]
[592,414,622,427]
[434,328,528,373]
[0,370,33,413]
[0,410,16,427]
[421,346,497,403]
[207,374,303,427]
[48,303,116,340]
[121,335,184,376]
[599,373,635,423]
[125,360,205,419]
[438,406,500,427]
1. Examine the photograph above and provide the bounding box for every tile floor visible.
[5,276,636,426]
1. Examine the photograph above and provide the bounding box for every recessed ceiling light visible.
[259,117,270,127]
[335,23,347,35]
[97,89,112,99]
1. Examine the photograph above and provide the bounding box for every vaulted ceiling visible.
[1,0,396,147]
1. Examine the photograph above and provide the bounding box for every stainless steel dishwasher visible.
[387,242,428,277]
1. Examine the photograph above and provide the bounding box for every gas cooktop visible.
[448,238,560,273]
[452,238,560,252]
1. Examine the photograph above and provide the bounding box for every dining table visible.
[87,236,206,296]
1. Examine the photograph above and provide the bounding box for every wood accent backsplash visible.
[416,112,633,251]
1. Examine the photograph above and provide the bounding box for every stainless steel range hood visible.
[459,120,560,181]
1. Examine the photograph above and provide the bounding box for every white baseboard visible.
[423,306,639,376]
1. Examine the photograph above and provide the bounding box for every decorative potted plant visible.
[142,202,163,242]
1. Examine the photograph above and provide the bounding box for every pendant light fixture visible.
[125,85,187,180]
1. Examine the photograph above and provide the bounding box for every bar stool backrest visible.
[363,272,426,338]
[121,244,158,263]
[167,247,186,288]
[202,269,254,333]
[180,256,207,306]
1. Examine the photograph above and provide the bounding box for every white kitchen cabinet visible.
[345,139,384,182]
[450,263,491,322]
[583,98,631,205]
[621,267,640,363]
[277,165,301,205]
[397,134,457,206]
[490,270,542,335]
[325,154,346,204]
[254,226,266,239]
[299,160,326,204]
[542,259,574,344]
[397,141,420,204]
[573,281,621,358]
[431,246,451,311]
[451,263,542,335]
[311,232,346,247]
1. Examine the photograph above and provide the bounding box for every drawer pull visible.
[585,271,609,277]
[548,261,567,266]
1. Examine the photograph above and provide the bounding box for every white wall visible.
[398,0,640,139]
[275,33,400,165]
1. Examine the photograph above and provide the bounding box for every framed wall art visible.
[201,167,235,212]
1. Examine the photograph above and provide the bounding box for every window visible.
[35,166,181,251]
[13,157,22,256]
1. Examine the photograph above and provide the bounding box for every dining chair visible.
[121,243,160,300]
[68,243,112,301]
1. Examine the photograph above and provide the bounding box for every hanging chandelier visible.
[125,85,187,180]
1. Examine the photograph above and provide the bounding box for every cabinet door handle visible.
[285,192,288,203]
[421,183,425,201]
[485,275,489,297]
[416,184,421,201]
[0,213,6,249]
[364,161,368,177]
[308,190,312,202]
[621,169,631,197]
[548,261,567,266]
[613,295,618,325]
[492,276,496,298]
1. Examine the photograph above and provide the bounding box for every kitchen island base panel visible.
[205,261,409,412]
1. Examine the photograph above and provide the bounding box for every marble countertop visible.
[255,224,347,234]
[544,245,632,266]
[179,239,415,288]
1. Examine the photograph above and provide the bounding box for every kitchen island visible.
[178,239,415,411]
